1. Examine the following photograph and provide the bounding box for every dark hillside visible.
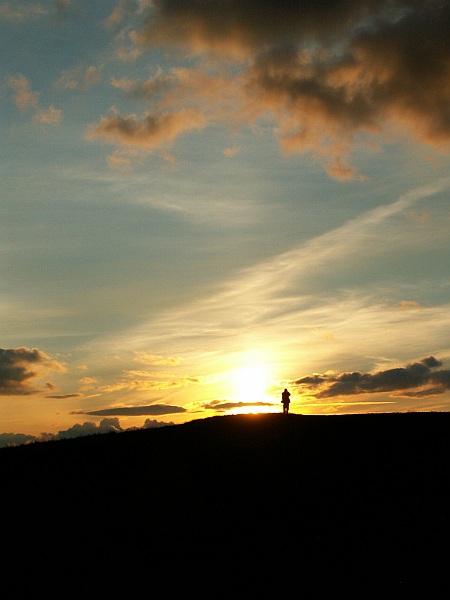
[2,412,450,595]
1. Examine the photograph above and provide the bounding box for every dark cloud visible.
[296,356,450,399]
[0,432,36,448]
[133,0,421,54]
[245,1,449,176]
[86,108,207,150]
[142,418,175,429]
[0,347,64,396]
[204,400,276,412]
[0,416,173,448]
[56,417,123,439]
[80,404,187,416]
[421,356,442,369]
[46,393,81,399]
[97,0,450,178]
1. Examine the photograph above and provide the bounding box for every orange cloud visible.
[122,1,449,177]
[6,74,63,126]
[33,105,63,125]
[55,65,102,90]
[223,145,241,157]
[86,108,208,150]
[133,352,183,366]
[0,346,65,396]
[5,74,39,111]
[399,300,423,311]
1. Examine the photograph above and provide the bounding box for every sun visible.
[214,349,281,414]
[231,364,270,403]
[219,355,280,415]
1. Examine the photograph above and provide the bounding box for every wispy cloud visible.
[0,2,48,21]
[133,352,183,366]
[125,180,447,335]
[82,180,450,388]
[55,65,102,90]
[0,1,70,21]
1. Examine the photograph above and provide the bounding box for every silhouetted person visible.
[281,388,291,414]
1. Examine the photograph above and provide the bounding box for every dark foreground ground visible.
[2,412,450,596]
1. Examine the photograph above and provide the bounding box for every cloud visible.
[99,370,205,392]
[131,0,391,56]
[0,347,65,396]
[142,418,175,428]
[80,404,187,416]
[5,74,63,126]
[398,300,423,311]
[0,432,36,448]
[88,180,450,386]
[86,107,208,150]
[55,417,124,438]
[45,393,81,399]
[133,352,183,366]
[55,65,102,90]
[244,4,450,174]
[5,74,39,111]
[295,356,450,399]
[32,105,63,125]
[101,0,450,177]
[0,415,173,448]
[405,210,430,223]
[0,1,70,21]
[0,2,48,20]
[223,145,241,157]
[203,400,276,412]
[158,181,444,317]
[104,0,148,29]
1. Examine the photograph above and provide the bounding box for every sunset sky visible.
[1,0,449,446]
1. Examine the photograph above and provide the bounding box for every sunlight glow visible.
[231,364,271,402]
[221,350,280,415]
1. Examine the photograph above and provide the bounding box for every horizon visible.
[1,1,449,443]
[2,405,450,449]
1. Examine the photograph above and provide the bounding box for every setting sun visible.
[231,364,272,402]
[217,353,280,415]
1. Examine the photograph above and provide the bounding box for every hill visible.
[2,412,450,595]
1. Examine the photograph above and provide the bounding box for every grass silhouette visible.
[2,412,449,595]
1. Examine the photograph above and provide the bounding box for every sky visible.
[1,0,449,447]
